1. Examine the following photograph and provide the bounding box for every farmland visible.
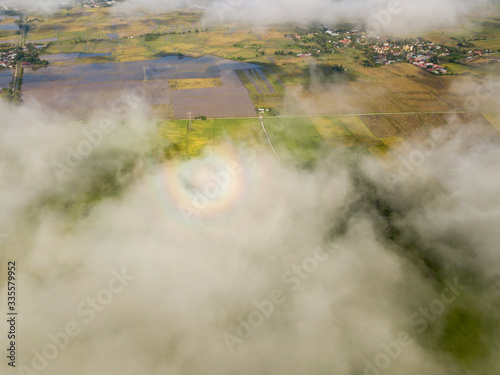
[157,110,498,164]
[1,4,497,162]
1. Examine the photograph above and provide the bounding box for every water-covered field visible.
[0,68,12,88]
[22,55,264,119]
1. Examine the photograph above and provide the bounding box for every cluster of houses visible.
[411,59,447,74]
[26,17,43,23]
[368,39,493,72]
[463,49,495,63]
[368,40,451,71]
[289,26,496,74]
[0,44,46,68]
[0,50,17,68]
[83,0,118,8]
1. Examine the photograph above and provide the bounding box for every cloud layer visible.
[108,0,493,35]
[0,97,499,374]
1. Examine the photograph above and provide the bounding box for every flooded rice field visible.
[22,55,260,119]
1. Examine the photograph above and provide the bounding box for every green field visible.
[159,118,267,159]
[156,110,499,168]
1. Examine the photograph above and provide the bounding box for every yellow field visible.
[380,136,406,149]
[249,93,286,113]
[158,119,216,157]
[169,78,222,90]
[213,118,263,145]
[310,117,358,147]
[152,104,174,119]
[482,113,500,131]
[340,116,382,145]
[311,117,350,137]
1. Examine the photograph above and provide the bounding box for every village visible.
[82,0,119,8]
[0,43,48,68]
[287,26,496,75]
[0,47,17,68]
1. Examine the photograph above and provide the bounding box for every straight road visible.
[259,113,281,165]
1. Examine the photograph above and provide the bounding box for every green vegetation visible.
[144,33,162,42]
[0,87,21,104]
[159,118,268,159]
[12,44,49,65]
[264,117,324,164]
[439,305,489,366]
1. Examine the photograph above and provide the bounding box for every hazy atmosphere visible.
[0,0,499,374]
[1,99,499,374]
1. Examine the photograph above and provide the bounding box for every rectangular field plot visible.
[169,78,222,91]
[25,65,67,75]
[0,69,12,87]
[386,114,428,139]
[22,87,72,105]
[339,116,382,145]
[419,113,448,131]
[173,103,255,119]
[172,93,252,108]
[40,53,80,63]
[23,74,66,83]
[51,88,104,110]
[396,92,451,112]
[364,93,403,113]
[380,78,429,93]
[482,114,500,132]
[213,118,263,145]
[158,119,215,157]
[457,113,492,126]
[380,136,406,149]
[360,116,399,138]
[239,69,275,94]
[75,81,123,91]
[310,117,359,147]
[171,71,220,80]
[78,73,116,85]
[264,117,324,162]
[115,72,145,82]
[21,54,256,119]
[23,79,81,90]
[438,93,466,111]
